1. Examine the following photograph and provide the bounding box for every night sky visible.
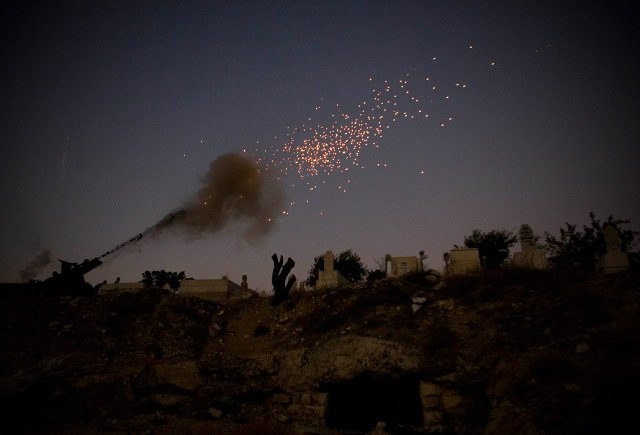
[2,1,639,292]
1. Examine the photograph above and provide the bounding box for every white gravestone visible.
[595,225,629,274]
[317,250,349,289]
[512,224,547,269]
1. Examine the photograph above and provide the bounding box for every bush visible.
[458,229,517,270]
[544,212,638,270]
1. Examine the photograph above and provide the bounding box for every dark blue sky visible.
[2,1,639,291]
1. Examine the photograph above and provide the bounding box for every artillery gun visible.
[40,257,103,296]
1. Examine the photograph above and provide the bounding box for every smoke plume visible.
[19,248,52,282]
[101,153,284,258]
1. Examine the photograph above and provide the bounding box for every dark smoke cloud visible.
[19,248,52,282]
[101,153,284,258]
[181,153,284,240]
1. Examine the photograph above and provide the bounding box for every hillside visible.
[1,269,639,434]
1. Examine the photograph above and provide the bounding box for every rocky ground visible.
[1,268,639,434]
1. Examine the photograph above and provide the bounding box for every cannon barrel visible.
[70,257,103,276]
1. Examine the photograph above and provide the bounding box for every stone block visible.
[423,410,443,425]
[374,421,387,434]
[208,407,223,419]
[595,252,629,274]
[317,270,348,289]
[286,404,302,414]
[272,393,291,404]
[152,361,202,391]
[306,405,326,418]
[146,392,183,407]
[300,393,311,405]
[442,392,462,409]
[420,381,441,397]
[422,395,442,408]
[512,249,548,269]
[312,392,328,406]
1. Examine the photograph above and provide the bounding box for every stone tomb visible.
[595,225,630,274]
[179,276,249,301]
[385,254,424,278]
[512,224,548,269]
[444,248,481,276]
[316,250,349,289]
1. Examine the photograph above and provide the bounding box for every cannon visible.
[40,257,103,296]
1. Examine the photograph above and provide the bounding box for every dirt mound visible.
[1,271,639,434]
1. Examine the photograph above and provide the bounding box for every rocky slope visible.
[1,269,639,434]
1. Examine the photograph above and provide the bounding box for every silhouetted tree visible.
[141,271,153,287]
[271,253,296,305]
[140,270,186,292]
[544,212,638,270]
[366,256,387,282]
[306,249,367,286]
[459,229,517,270]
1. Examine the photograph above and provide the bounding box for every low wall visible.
[99,278,249,301]
[99,282,144,295]
[180,279,234,301]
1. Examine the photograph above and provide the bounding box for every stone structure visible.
[385,253,425,278]
[98,282,145,294]
[595,225,630,274]
[443,248,481,276]
[316,250,348,289]
[99,276,251,301]
[512,224,548,269]
[226,334,470,432]
[420,381,464,433]
[180,277,249,301]
[248,336,423,430]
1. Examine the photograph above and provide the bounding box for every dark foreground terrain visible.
[1,269,639,434]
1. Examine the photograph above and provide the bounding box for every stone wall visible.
[269,391,328,426]
[99,277,250,301]
[99,282,144,294]
[420,381,464,433]
[180,278,238,301]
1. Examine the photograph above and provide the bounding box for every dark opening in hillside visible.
[322,372,423,433]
